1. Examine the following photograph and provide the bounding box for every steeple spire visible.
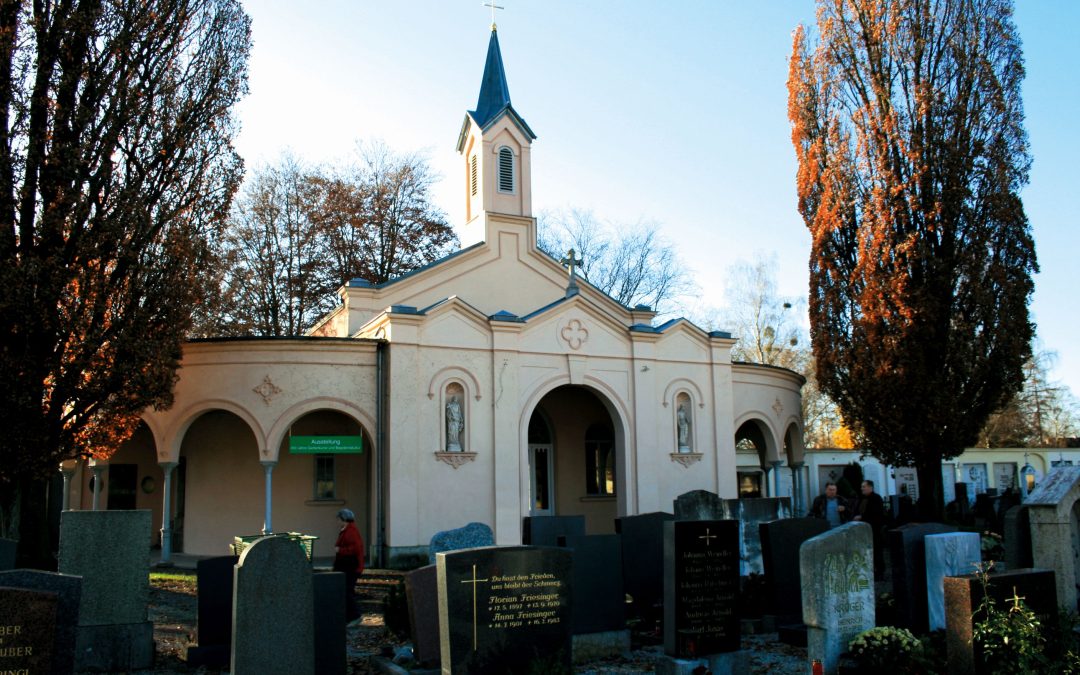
[471,28,513,129]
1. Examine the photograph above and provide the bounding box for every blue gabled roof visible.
[467,28,536,140]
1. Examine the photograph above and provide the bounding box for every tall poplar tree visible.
[788,0,1036,517]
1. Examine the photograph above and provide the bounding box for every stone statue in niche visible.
[677,400,692,452]
[446,394,464,452]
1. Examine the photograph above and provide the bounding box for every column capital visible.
[158,461,179,471]
[789,461,805,469]
[769,460,783,468]
[260,460,278,469]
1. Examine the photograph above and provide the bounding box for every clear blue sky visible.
[233,1,1080,397]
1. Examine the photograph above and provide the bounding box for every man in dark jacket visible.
[810,482,850,528]
[853,480,886,580]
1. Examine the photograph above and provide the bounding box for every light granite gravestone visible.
[58,510,153,672]
[232,536,314,675]
[1023,466,1080,609]
[800,522,874,675]
[925,532,982,631]
[0,569,82,675]
[673,490,725,521]
[428,522,494,565]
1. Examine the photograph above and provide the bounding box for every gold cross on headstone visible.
[561,248,583,296]
[482,1,504,30]
[698,528,717,547]
[460,563,490,651]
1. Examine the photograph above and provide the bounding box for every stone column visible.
[790,462,805,516]
[59,459,78,511]
[770,460,783,499]
[89,458,107,511]
[261,460,276,534]
[158,461,178,566]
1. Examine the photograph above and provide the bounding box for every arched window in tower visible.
[497,146,515,193]
[585,423,615,495]
[444,382,466,452]
[470,155,478,196]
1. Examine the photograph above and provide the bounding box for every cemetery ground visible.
[139,566,807,674]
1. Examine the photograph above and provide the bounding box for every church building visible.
[65,27,806,567]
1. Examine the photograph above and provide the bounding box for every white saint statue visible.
[677,401,691,452]
[446,394,464,452]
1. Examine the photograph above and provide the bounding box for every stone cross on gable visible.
[561,248,583,297]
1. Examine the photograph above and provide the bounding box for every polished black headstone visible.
[1003,506,1033,570]
[313,572,346,675]
[887,523,956,632]
[522,515,585,546]
[437,546,572,675]
[615,512,673,617]
[945,568,1057,674]
[557,534,625,635]
[0,570,80,675]
[0,538,16,571]
[0,586,58,674]
[405,564,440,667]
[760,518,829,618]
[185,554,238,668]
[663,520,740,658]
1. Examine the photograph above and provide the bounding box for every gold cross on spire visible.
[482,1,504,30]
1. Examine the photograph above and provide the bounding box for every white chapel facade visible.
[66,28,806,567]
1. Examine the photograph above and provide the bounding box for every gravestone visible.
[887,522,957,631]
[1003,505,1033,570]
[232,535,314,675]
[1023,466,1080,609]
[58,509,153,672]
[673,490,725,520]
[800,522,874,675]
[0,569,81,675]
[522,515,585,546]
[405,564,441,668]
[437,545,572,674]
[0,537,15,570]
[428,522,494,565]
[558,533,625,635]
[925,532,982,631]
[313,572,346,675]
[944,568,1057,674]
[185,555,238,668]
[615,512,673,617]
[0,586,57,674]
[760,518,829,618]
[663,520,740,658]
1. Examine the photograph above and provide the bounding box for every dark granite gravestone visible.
[760,518,829,618]
[615,512,674,617]
[437,546,572,675]
[944,568,1057,675]
[887,522,956,632]
[673,490,725,520]
[522,515,586,546]
[313,572,346,675]
[558,534,625,635]
[1003,505,1033,570]
[405,564,440,668]
[663,520,740,658]
[0,538,16,571]
[0,586,58,674]
[0,570,81,675]
[185,555,238,668]
[428,522,494,565]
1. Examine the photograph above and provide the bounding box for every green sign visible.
[289,435,363,454]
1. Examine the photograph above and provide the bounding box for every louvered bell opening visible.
[470,155,478,196]
[498,147,514,193]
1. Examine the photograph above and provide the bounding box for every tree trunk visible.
[915,454,945,522]
[17,478,53,569]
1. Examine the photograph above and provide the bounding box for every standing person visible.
[853,480,886,580]
[810,482,850,528]
[333,508,365,622]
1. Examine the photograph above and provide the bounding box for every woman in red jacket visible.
[333,508,365,622]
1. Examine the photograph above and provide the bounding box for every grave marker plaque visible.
[0,586,58,674]
[663,520,740,658]
[437,546,572,674]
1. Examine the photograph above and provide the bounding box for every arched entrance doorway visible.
[735,418,776,498]
[525,385,622,534]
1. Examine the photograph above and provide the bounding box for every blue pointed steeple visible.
[472,28,512,128]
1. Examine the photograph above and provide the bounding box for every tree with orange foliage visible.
[0,0,251,546]
[788,0,1036,519]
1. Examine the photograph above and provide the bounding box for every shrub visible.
[848,626,923,671]
[971,563,1047,673]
